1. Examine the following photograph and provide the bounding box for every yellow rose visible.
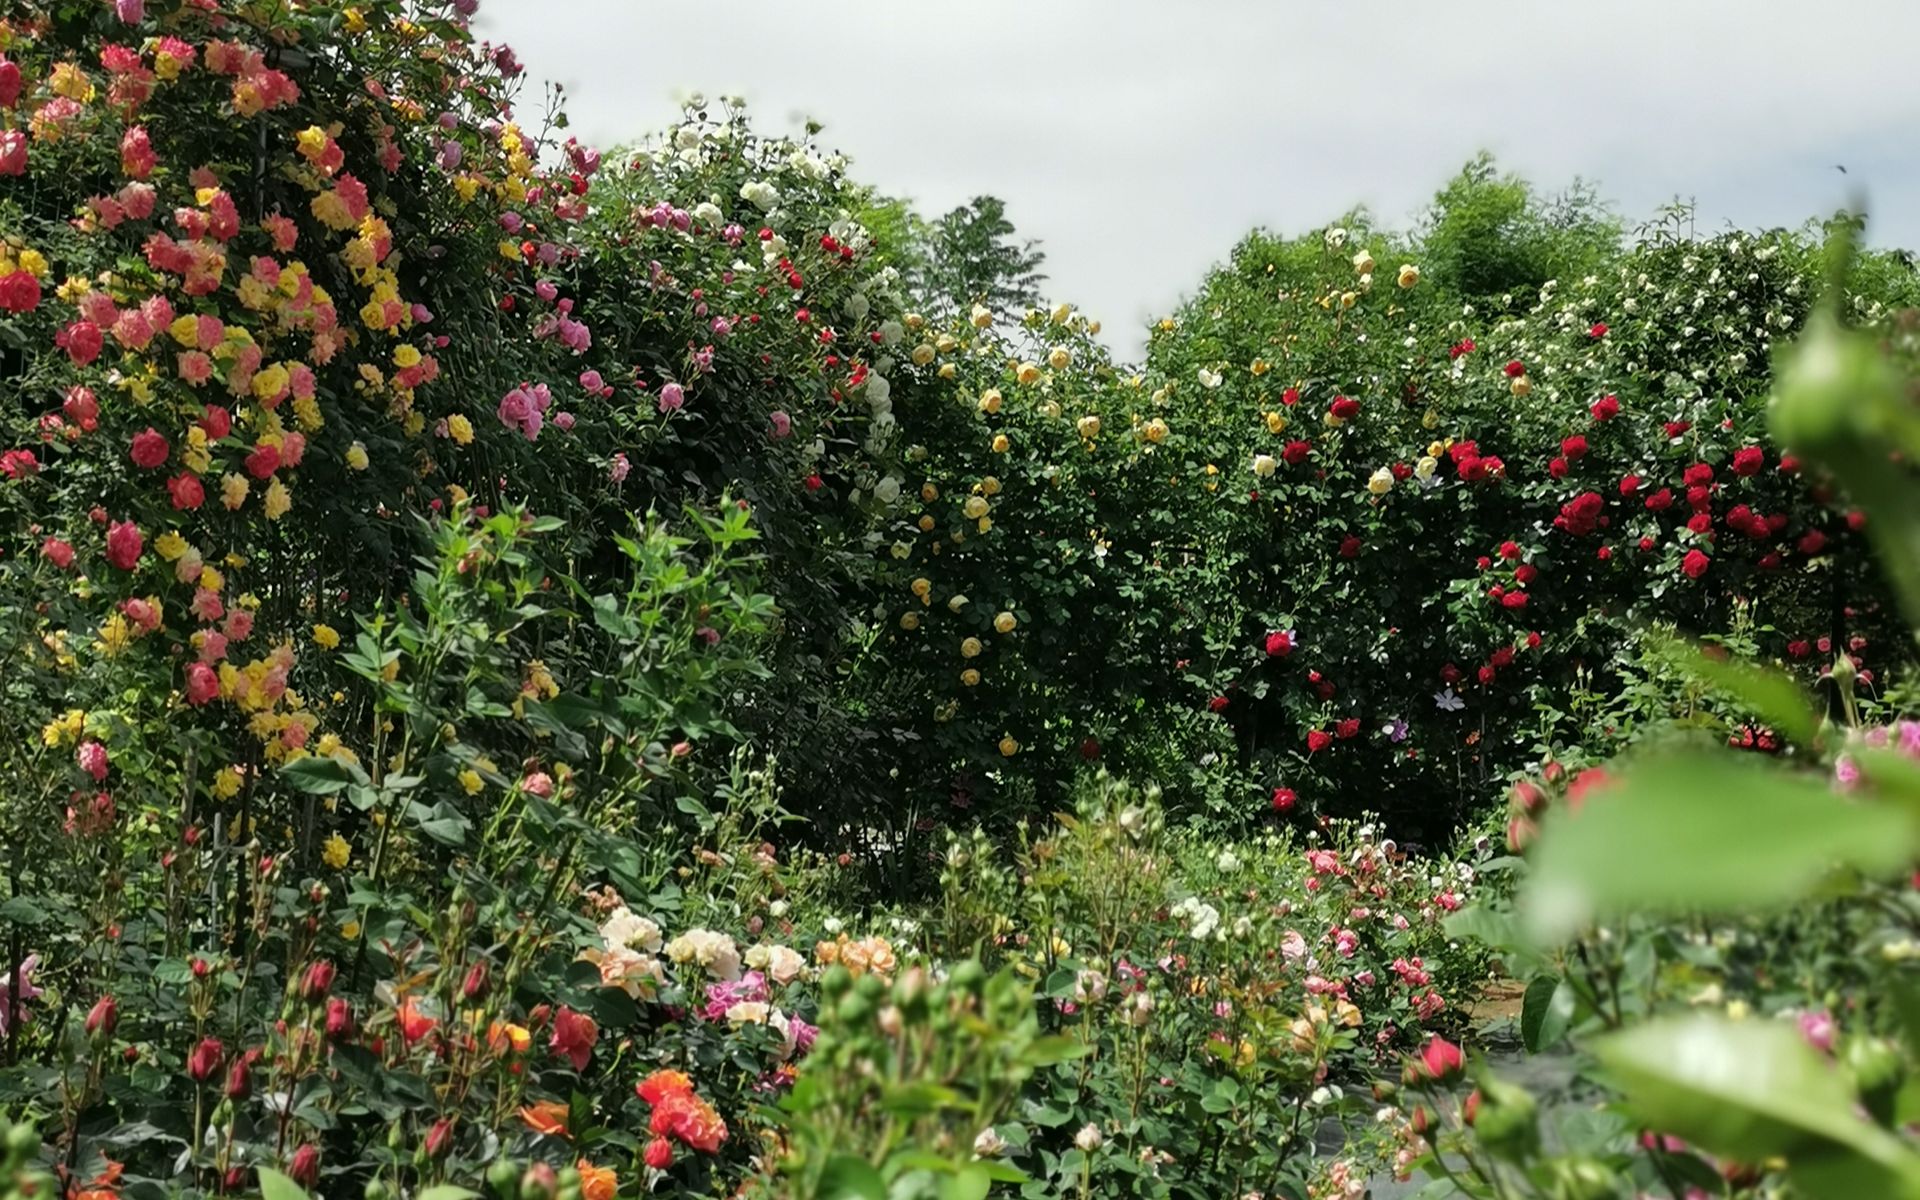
[1510,376,1532,397]
[221,474,250,510]
[1015,362,1041,386]
[935,334,959,354]
[346,441,370,471]
[447,414,474,445]
[1047,347,1070,370]
[1250,358,1270,377]
[917,515,935,532]
[963,496,989,520]
[960,637,982,659]
[1252,454,1278,478]
[911,343,936,366]
[1143,419,1169,444]
[960,668,981,687]
[981,476,1001,496]
[937,362,957,379]
[1368,468,1394,495]
[998,736,1019,757]
[1339,291,1357,309]
[1050,302,1072,325]
[910,577,932,597]
[1351,249,1375,275]
[1076,415,1101,438]
[969,304,993,329]
[978,389,1003,414]
[322,833,350,870]
[993,611,1016,634]
[1265,411,1287,435]
[264,478,292,519]
[312,623,341,649]
[899,612,920,631]
[1396,264,1420,289]
[991,434,1010,454]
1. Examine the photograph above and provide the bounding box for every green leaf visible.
[0,897,47,924]
[257,1168,311,1200]
[1522,750,1919,941]
[942,1166,991,1200]
[816,1155,886,1200]
[280,756,352,795]
[1595,1016,1920,1200]
[1651,634,1821,747]
[1520,975,1573,1052]
[416,1189,480,1200]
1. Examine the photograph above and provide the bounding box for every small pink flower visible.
[657,382,685,413]
[1798,1009,1836,1054]
[523,772,554,798]
[769,410,792,439]
[78,740,109,782]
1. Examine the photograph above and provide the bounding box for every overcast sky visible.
[475,2,1920,357]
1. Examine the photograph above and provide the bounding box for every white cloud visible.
[477,0,1920,357]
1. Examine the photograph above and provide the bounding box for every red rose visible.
[644,1138,675,1170]
[1490,646,1515,668]
[1597,545,1612,561]
[1681,549,1710,579]
[40,537,74,568]
[1548,456,1569,480]
[1685,513,1712,535]
[1555,492,1604,537]
[1282,439,1311,465]
[167,472,204,510]
[1502,360,1525,379]
[1329,395,1360,421]
[1588,322,1608,338]
[1448,338,1475,359]
[1080,737,1100,760]
[548,1005,598,1072]
[199,404,232,440]
[1797,529,1828,555]
[0,270,40,314]
[1476,556,1492,571]
[1440,664,1462,683]
[1306,729,1332,753]
[1685,485,1711,512]
[1513,564,1537,585]
[1422,1036,1465,1080]
[1560,435,1588,460]
[1339,535,1361,559]
[1731,446,1764,477]
[105,520,143,570]
[244,442,281,479]
[185,662,219,705]
[1847,510,1866,532]
[289,1146,321,1191]
[1208,695,1230,713]
[1787,639,1811,659]
[1281,387,1299,406]
[1758,552,1782,570]
[1391,461,1412,480]
[1777,455,1800,474]
[58,320,104,366]
[1663,420,1692,439]
[1497,541,1520,561]
[1637,536,1655,552]
[1500,591,1528,610]
[1270,786,1297,813]
[1477,664,1497,685]
[187,1035,224,1082]
[1264,630,1292,658]
[1336,717,1360,739]
[1643,488,1673,512]
[1590,394,1620,421]
[1525,630,1542,649]
[1618,474,1640,496]
[1682,462,1714,487]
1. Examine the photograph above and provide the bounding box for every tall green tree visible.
[917,195,1048,319]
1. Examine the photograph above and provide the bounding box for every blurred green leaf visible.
[1596,1017,1920,1200]
[816,1155,886,1200]
[257,1169,311,1200]
[1649,634,1820,747]
[1520,975,1573,1052]
[1523,750,1919,940]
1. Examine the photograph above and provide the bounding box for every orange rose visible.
[520,1100,570,1138]
[575,1160,616,1200]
